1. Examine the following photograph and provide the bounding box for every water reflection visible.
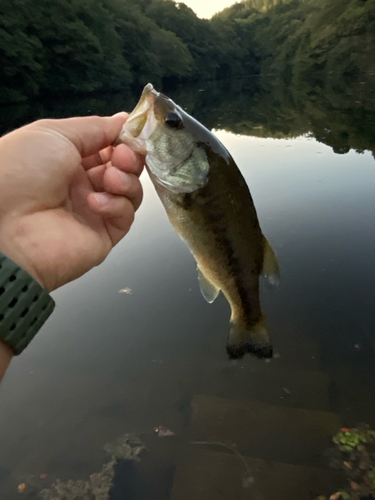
[2,73,375,160]
[0,77,375,499]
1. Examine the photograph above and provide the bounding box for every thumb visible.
[32,113,128,158]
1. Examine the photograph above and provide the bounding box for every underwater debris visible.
[17,483,27,493]
[154,426,175,437]
[329,493,342,500]
[315,491,353,500]
[20,434,146,500]
[40,460,116,500]
[103,433,146,461]
[191,440,254,489]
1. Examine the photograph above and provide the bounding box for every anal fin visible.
[198,268,220,304]
[262,237,280,285]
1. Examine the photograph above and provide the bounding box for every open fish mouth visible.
[117,83,159,154]
[117,83,211,194]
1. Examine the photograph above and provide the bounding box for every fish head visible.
[117,83,229,193]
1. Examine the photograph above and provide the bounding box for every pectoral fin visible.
[262,237,279,285]
[198,268,220,303]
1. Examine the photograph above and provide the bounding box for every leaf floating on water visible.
[118,288,132,294]
[154,426,175,437]
[17,483,27,493]
[329,492,342,500]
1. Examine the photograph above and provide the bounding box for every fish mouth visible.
[117,83,159,153]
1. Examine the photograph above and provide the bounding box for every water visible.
[1,76,375,499]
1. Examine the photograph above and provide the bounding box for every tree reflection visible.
[2,74,375,159]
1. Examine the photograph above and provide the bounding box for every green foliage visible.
[225,0,375,87]
[145,0,250,79]
[104,0,193,86]
[333,430,367,452]
[333,427,375,452]
[0,0,199,103]
[0,0,45,101]
[0,0,373,104]
[328,425,375,500]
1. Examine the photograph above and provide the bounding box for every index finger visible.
[111,143,145,177]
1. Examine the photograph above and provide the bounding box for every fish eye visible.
[165,112,183,130]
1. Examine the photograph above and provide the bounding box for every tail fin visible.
[226,317,273,360]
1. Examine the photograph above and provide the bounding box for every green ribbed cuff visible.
[0,252,55,354]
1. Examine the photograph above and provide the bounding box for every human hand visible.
[0,114,144,291]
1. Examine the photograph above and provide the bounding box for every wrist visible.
[0,341,13,380]
[0,251,55,355]
[0,220,46,290]
[0,241,45,289]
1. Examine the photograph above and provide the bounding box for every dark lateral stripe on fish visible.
[179,192,196,210]
[192,193,255,320]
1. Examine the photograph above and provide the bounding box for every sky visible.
[180,0,237,18]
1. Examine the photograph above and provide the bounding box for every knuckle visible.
[31,118,53,129]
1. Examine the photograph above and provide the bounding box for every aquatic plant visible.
[317,425,375,500]
[332,427,373,452]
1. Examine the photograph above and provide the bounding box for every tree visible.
[0,0,45,102]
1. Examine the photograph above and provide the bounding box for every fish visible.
[117,83,279,359]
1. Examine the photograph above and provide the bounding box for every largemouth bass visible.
[117,84,279,359]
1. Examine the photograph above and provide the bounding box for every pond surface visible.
[1,76,375,499]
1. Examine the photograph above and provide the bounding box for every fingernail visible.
[93,193,110,207]
[120,171,131,189]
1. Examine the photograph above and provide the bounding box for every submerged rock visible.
[103,433,146,461]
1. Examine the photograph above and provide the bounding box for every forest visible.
[0,0,374,104]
